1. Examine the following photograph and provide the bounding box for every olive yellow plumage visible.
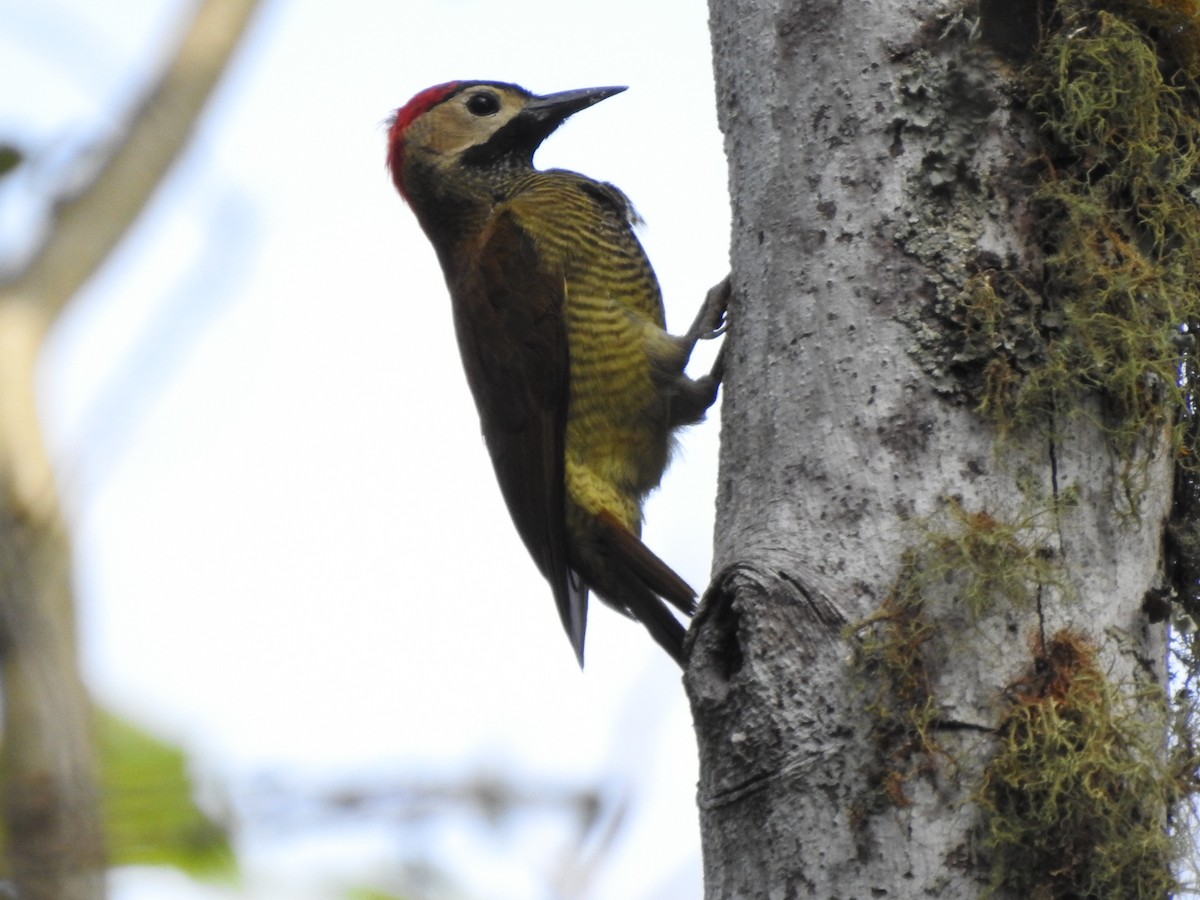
[387,81,726,666]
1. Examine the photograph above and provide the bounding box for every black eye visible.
[465,91,501,116]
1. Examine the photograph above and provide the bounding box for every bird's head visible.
[387,81,626,203]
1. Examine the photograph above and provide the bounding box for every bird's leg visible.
[669,275,731,427]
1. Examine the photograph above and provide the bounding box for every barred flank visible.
[506,173,672,522]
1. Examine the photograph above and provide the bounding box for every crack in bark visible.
[1039,407,1061,649]
[930,717,994,734]
[696,748,835,810]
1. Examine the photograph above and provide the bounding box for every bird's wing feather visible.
[451,206,588,663]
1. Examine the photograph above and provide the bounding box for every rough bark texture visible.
[689,1,1171,896]
[0,1,264,894]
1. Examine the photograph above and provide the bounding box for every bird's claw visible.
[685,275,731,347]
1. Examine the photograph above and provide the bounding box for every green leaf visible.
[96,708,236,877]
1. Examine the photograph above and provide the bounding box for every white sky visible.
[0,1,731,897]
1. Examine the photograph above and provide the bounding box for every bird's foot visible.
[684,275,731,347]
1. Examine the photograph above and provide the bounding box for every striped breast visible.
[502,171,674,532]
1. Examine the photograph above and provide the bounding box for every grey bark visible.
[690,1,1169,896]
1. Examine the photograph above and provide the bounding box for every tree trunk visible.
[690,0,1183,896]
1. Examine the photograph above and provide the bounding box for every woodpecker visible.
[387,81,727,666]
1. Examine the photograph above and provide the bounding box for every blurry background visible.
[0,1,730,897]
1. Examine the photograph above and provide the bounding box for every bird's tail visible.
[592,510,697,665]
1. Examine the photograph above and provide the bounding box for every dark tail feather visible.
[620,580,688,666]
[596,510,697,616]
[551,569,589,668]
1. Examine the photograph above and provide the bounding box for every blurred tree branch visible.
[0,1,263,896]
